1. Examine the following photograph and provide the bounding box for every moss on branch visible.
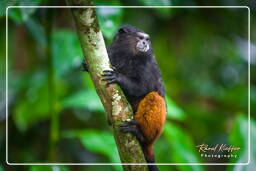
[67,0,148,170]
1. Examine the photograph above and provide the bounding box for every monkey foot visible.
[120,119,137,133]
[120,119,146,143]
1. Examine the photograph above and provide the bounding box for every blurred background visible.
[0,0,255,171]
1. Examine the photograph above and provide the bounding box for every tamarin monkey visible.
[83,26,166,171]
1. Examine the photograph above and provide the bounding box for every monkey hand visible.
[81,59,88,72]
[101,67,121,86]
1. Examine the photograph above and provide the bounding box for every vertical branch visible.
[45,8,59,161]
[67,0,148,170]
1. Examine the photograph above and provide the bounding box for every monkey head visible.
[136,32,150,52]
[113,26,151,54]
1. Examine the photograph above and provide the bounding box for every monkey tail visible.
[142,144,159,171]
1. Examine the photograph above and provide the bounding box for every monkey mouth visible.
[136,42,149,52]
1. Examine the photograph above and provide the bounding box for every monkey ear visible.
[118,27,128,34]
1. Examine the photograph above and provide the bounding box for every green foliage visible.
[7,0,42,23]
[164,122,204,171]
[62,129,120,163]
[29,166,69,171]
[95,0,123,40]
[11,29,84,132]
[51,29,83,78]
[229,114,248,152]
[227,114,256,171]
[13,71,49,132]
[2,2,253,168]
[95,0,121,5]
[0,0,17,17]
[25,18,47,47]
[139,0,173,18]
[166,96,186,121]
[139,0,171,6]
[61,89,104,112]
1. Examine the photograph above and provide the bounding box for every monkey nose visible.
[142,41,146,45]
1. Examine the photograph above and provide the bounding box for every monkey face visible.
[113,26,151,55]
[136,32,150,53]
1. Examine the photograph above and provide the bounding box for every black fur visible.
[119,119,146,143]
[104,26,164,171]
[105,25,165,112]
[83,26,165,171]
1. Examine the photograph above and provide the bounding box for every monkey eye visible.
[146,37,149,41]
[138,36,144,40]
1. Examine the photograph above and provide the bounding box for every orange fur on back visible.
[134,91,166,144]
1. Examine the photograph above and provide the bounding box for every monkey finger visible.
[81,68,88,72]
[120,122,134,128]
[128,119,136,125]
[81,62,88,72]
[122,120,136,126]
[101,73,113,77]
[106,80,117,86]
[102,70,114,74]
[119,125,133,133]
[112,66,117,71]
[120,123,129,127]
[102,76,116,81]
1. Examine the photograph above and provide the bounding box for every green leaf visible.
[51,29,83,78]
[25,18,47,48]
[164,122,205,171]
[8,7,22,22]
[30,166,52,171]
[94,0,121,6]
[0,0,17,17]
[139,0,173,18]
[96,3,123,40]
[139,0,171,6]
[30,166,69,171]
[62,129,120,163]
[227,114,253,171]
[229,114,248,149]
[13,71,50,132]
[7,0,41,23]
[166,96,186,121]
[61,89,104,112]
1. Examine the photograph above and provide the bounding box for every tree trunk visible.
[67,0,148,170]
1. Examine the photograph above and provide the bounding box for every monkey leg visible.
[120,119,146,144]
[134,91,166,144]
[120,91,166,164]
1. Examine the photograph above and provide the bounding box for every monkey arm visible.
[118,76,146,97]
[101,69,145,97]
[84,59,145,96]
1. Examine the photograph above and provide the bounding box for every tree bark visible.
[67,0,148,170]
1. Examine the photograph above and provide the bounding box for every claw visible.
[102,70,114,73]
[106,80,117,86]
[81,60,88,72]
[119,120,137,133]
[101,69,118,86]
[120,124,132,133]
[102,76,115,81]
[101,72,113,77]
